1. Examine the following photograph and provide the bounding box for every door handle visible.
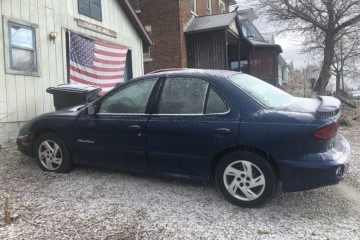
[214,128,231,135]
[129,125,141,131]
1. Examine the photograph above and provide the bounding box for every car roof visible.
[145,68,239,79]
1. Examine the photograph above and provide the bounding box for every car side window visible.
[205,87,229,114]
[99,78,157,114]
[157,77,208,114]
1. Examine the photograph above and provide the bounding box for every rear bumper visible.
[278,134,351,192]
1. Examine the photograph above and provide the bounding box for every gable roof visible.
[184,12,237,34]
[247,38,282,53]
[262,33,275,44]
[117,0,152,46]
[235,9,282,53]
[227,0,237,4]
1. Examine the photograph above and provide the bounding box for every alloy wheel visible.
[223,160,266,201]
[38,140,63,171]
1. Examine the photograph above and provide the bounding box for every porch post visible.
[225,29,228,70]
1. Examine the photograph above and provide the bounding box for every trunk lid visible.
[278,96,341,119]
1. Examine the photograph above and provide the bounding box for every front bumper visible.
[17,134,34,157]
[278,134,351,192]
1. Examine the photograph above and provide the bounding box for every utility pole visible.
[303,68,306,97]
[341,41,344,91]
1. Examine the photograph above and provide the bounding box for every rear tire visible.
[35,132,72,173]
[215,151,277,207]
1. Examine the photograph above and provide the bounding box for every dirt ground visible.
[1,78,360,239]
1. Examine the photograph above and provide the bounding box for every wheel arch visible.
[31,128,68,156]
[210,145,281,181]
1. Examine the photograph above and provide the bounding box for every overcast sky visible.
[232,1,310,69]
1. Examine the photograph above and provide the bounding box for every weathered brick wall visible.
[190,0,231,16]
[136,0,231,73]
[178,0,231,69]
[137,0,182,73]
[196,0,208,16]
[179,1,194,69]
[191,0,231,16]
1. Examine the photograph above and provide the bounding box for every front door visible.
[73,78,158,169]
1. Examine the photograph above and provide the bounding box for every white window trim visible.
[219,0,226,13]
[143,46,153,62]
[130,0,141,13]
[190,0,197,16]
[207,0,212,15]
[2,16,41,77]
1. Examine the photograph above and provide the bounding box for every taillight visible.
[313,122,339,139]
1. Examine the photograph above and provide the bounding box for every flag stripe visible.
[70,75,123,88]
[95,49,128,57]
[93,65,125,72]
[94,56,126,65]
[93,61,126,69]
[94,53,126,62]
[95,44,128,54]
[70,65,124,78]
[70,69,124,83]
[96,41,128,50]
[70,61,125,75]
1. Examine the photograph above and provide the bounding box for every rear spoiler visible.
[316,96,341,119]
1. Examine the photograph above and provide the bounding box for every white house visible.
[0,0,151,144]
[278,54,289,85]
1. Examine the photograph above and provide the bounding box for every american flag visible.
[69,32,128,95]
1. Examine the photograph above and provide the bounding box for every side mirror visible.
[87,105,96,116]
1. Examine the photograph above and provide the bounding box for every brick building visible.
[130,0,236,73]
[129,1,282,86]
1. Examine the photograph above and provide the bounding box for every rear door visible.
[146,76,240,177]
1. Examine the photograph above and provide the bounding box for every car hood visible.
[277,96,341,119]
[37,105,84,119]
[18,105,84,136]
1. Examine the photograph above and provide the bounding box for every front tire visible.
[35,132,72,173]
[215,151,277,207]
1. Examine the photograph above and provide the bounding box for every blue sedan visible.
[17,69,351,207]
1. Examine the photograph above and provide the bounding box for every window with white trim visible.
[190,0,197,14]
[219,0,226,13]
[3,17,41,76]
[78,0,102,21]
[129,0,141,13]
[143,46,152,62]
[207,0,212,15]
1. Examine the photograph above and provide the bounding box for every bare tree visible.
[257,0,360,94]
[332,33,360,91]
[302,25,360,91]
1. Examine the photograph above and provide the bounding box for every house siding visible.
[249,47,279,86]
[0,0,144,144]
[187,30,227,69]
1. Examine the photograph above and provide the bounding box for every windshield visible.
[227,73,295,108]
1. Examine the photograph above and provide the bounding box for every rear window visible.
[227,73,295,108]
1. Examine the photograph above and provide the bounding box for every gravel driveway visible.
[1,123,360,240]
